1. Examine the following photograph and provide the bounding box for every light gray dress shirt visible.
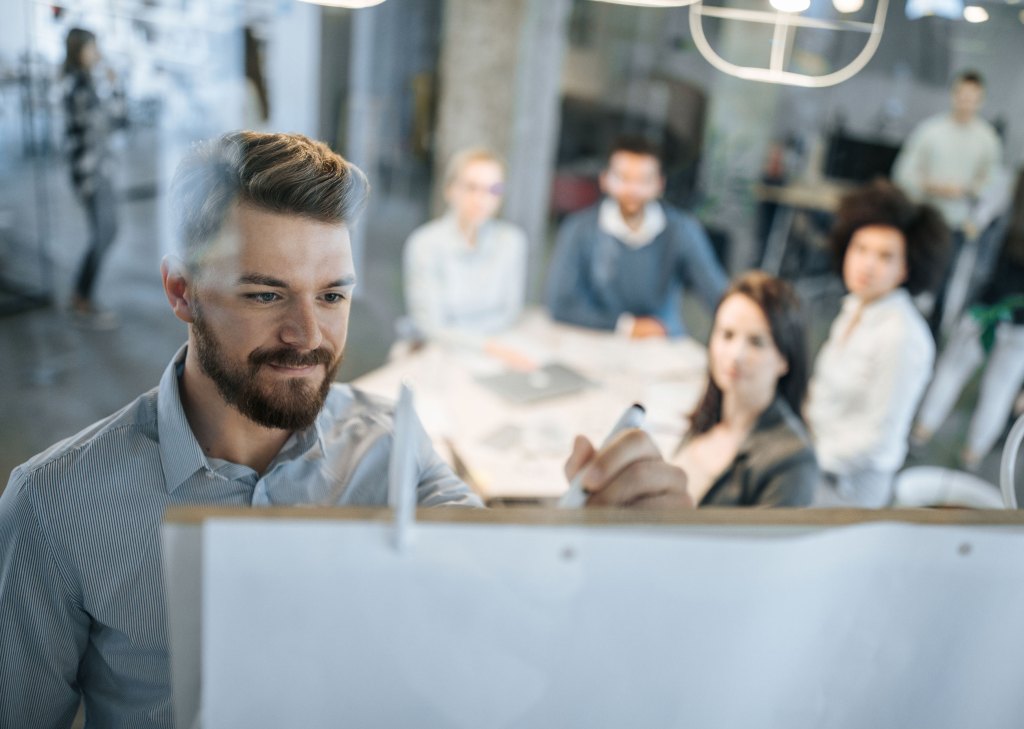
[0,345,480,729]
[403,213,528,348]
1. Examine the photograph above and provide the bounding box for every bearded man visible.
[0,131,479,729]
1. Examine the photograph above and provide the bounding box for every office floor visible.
[0,143,1011,502]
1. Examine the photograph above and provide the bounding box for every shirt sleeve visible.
[892,125,928,200]
[403,227,448,340]
[0,469,90,728]
[410,407,484,508]
[674,213,728,312]
[493,225,528,332]
[969,127,1003,201]
[544,213,618,330]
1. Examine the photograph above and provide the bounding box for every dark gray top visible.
[693,398,818,508]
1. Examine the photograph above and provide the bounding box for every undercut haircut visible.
[829,179,950,296]
[171,131,369,267]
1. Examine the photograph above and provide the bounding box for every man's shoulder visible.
[660,201,700,227]
[405,216,452,249]
[11,389,159,494]
[321,384,398,432]
[560,203,601,231]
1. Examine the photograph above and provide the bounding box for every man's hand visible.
[484,340,537,371]
[631,316,667,339]
[925,181,966,200]
[564,429,694,509]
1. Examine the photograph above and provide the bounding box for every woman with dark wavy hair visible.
[672,270,818,507]
[806,180,950,507]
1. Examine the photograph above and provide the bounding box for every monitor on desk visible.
[824,133,901,183]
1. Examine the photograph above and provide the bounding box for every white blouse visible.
[806,288,934,476]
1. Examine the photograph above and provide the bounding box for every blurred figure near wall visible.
[63,27,124,329]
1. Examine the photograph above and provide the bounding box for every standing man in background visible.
[892,70,1002,329]
[545,136,727,339]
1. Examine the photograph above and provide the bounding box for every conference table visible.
[353,310,708,503]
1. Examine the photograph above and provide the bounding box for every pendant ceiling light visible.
[769,0,812,11]
[688,0,888,87]
[297,0,385,7]
[591,0,697,5]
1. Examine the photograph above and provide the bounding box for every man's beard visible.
[191,308,342,431]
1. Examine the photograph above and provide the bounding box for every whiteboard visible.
[162,511,1024,729]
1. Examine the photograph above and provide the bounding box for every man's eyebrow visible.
[237,273,288,287]
[236,273,357,289]
[328,276,358,289]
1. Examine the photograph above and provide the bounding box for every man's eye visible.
[247,292,280,303]
[322,292,347,304]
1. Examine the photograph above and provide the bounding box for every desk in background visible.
[755,178,853,275]
[353,310,707,502]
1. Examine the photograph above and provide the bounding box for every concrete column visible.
[697,21,782,272]
[434,0,571,298]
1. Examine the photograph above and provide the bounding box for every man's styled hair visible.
[829,179,950,296]
[956,69,985,88]
[607,135,663,166]
[171,131,369,266]
[442,147,505,189]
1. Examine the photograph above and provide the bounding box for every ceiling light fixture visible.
[833,0,866,12]
[297,0,385,8]
[591,0,695,6]
[963,4,989,20]
[769,0,812,11]
[689,0,888,87]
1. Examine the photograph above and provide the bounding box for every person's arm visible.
[545,213,620,331]
[492,225,528,331]
[751,450,819,508]
[892,126,928,200]
[403,227,485,349]
[674,213,728,313]
[564,429,694,509]
[0,469,89,728]
[964,131,1005,235]
[409,405,484,508]
[815,322,932,474]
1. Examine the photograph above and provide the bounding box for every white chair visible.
[1001,412,1024,509]
[893,466,1004,510]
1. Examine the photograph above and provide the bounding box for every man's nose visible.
[280,299,323,350]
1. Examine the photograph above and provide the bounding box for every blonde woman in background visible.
[403,148,528,361]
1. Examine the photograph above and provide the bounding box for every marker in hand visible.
[558,403,646,508]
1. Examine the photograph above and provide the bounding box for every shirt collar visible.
[442,212,492,254]
[841,287,911,321]
[157,345,212,493]
[157,344,328,492]
[598,198,666,248]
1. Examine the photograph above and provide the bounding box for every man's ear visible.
[161,255,195,324]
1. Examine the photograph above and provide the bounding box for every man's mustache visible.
[248,347,335,369]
